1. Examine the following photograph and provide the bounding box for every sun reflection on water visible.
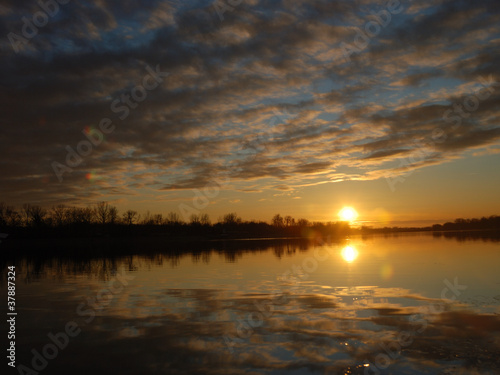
[341,245,358,263]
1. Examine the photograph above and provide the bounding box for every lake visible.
[2,232,499,374]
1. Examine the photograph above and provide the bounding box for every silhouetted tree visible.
[29,205,47,227]
[51,205,68,227]
[22,203,32,226]
[221,213,241,225]
[297,218,309,227]
[272,214,284,227]
[95,202,110,225]
[123,210,138,225]
[200,213,210,225]
[141,211,153,225]
[167,212,181,224]
[5,207,21,227]
[67,207,93,225]
[108,206,118,224]
[0,202,7,226]
[284,215,295,227]
[153,213,163,225]
[190,214,201,225]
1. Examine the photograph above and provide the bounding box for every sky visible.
[1,0,499,226]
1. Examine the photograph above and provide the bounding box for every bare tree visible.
[6,208,21,227]
[80,207,94,225]
[108,206,118,224]
[22,203,32,226]
[29,205,47,227]
[272,214,284,227]
[297,218,309,227]
[51,205,68,227]
[95,201,110,225]
[284,215,295,227]
[67,207,93,225]
[0,203,20,228]
[200,213,210,225]
[122,210,138,225]
[221,212,241,225]
[190,214,201,225]
[0,202,7,226]
[141,211,153,225]
[153,213,163,225]
[166,212,181,224]
[67,207,80,224]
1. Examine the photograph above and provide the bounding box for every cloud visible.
[0,0,499,208]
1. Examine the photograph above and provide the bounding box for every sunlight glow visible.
[341,245,358,263]
[338,206,358,222]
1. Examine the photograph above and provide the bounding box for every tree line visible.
[357,215,500,233]
[0,202,351,239]
[1,201,497,239]
[431,216,500,231]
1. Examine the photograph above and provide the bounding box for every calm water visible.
[2,233,500,375]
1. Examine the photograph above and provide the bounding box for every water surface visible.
[2,233,499,374]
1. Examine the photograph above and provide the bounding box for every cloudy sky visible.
[1,0,499,226]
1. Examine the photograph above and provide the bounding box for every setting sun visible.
[338,207,358,222]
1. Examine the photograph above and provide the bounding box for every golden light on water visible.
[341,245,358,263]
[380,264,394,280]
[338,207,358,222]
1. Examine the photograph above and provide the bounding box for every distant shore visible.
[1,222,499,241]
[1,213,498,256]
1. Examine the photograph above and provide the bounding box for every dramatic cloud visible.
[1,0,499,211]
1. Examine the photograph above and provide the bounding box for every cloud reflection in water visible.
[3,233,500,374]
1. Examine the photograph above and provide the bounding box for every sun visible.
[338,206,358,222]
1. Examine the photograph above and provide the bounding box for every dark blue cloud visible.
[0,0,499,207]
